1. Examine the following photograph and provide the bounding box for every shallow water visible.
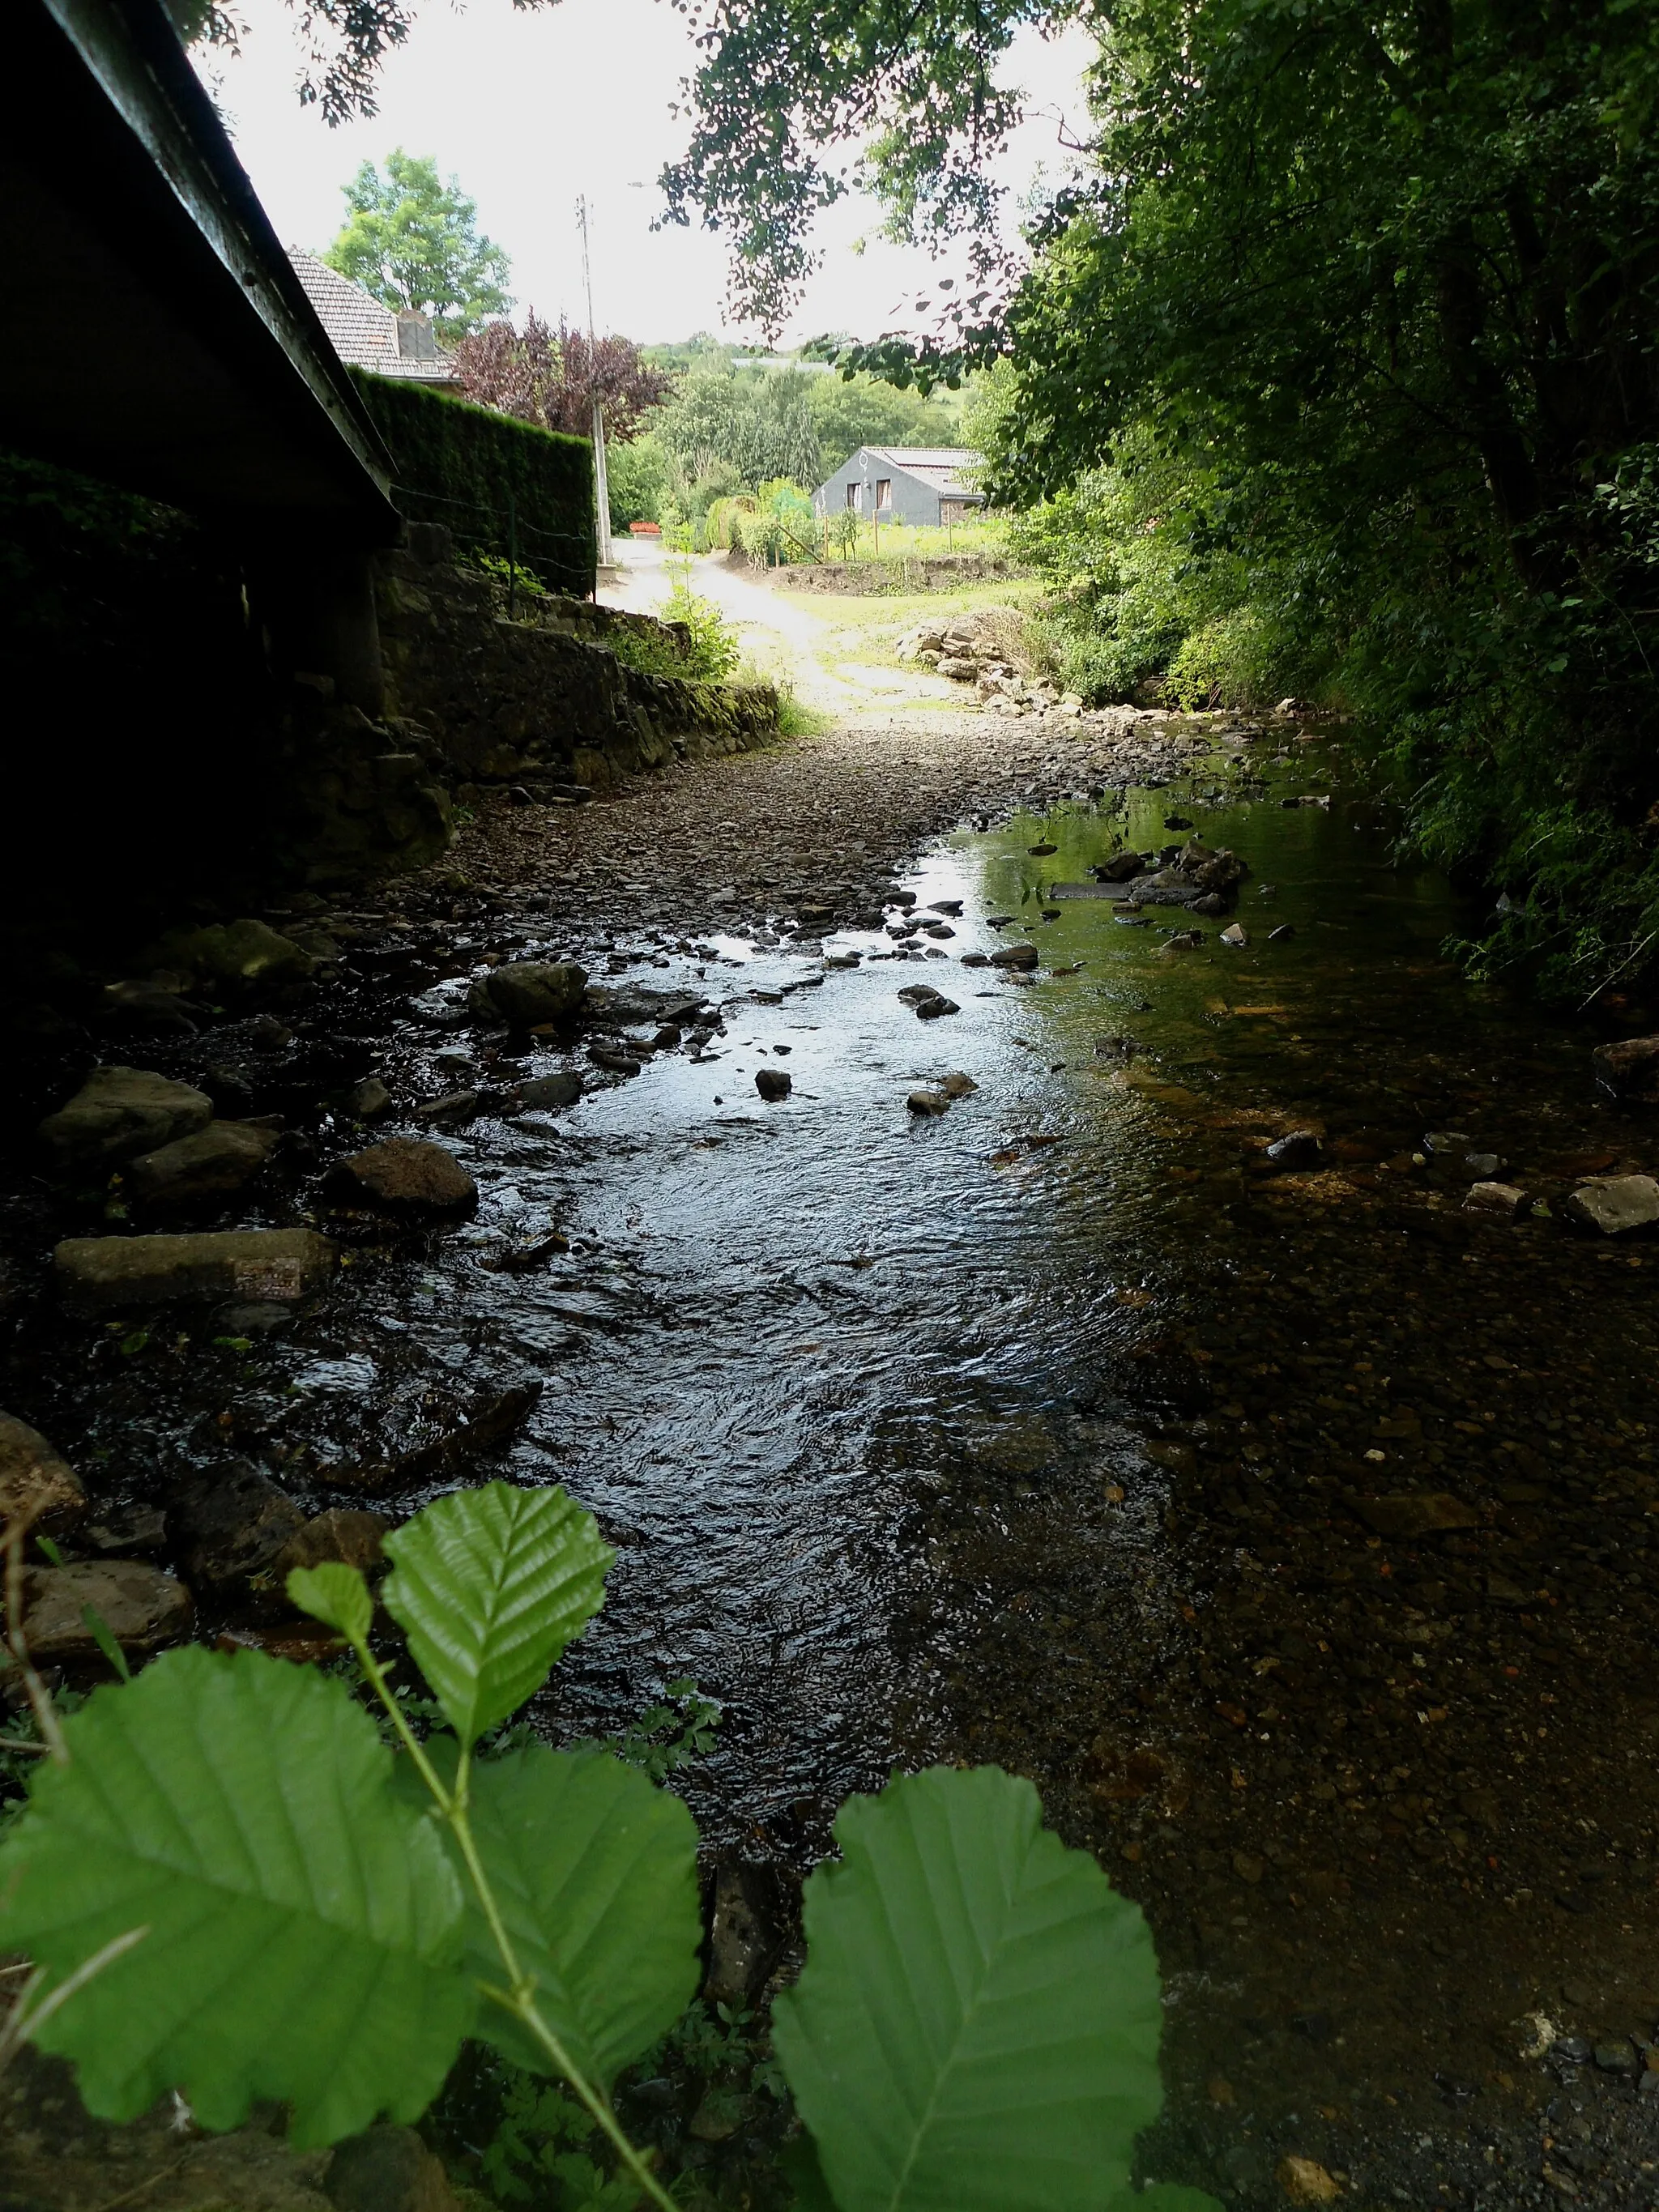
[9,729,1659,2198]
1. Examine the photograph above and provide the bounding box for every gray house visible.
[812,446,984,526]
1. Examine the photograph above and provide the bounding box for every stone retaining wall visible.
[374,531,778,791]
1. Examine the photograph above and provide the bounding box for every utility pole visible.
[576,194,613,573]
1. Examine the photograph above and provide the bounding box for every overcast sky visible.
[204,0,1093,347]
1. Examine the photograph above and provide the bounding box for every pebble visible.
[1464,1179,1528,1218]
[335,1139,477,1213]
[940,1072,979,1097]
[907,1091,949,1116]
[1277,2155,1341,2206]
[53,1227,337,1311]
[1219,923,1250,947]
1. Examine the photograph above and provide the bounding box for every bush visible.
[349,369,594,595]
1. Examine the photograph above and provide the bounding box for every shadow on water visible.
[6,728,1659,2200]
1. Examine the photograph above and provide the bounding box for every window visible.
[846,482,859,509]
[875,479,893,511]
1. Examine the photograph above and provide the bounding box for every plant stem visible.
[350,1647,677,2212]
[2,1519,68,1765]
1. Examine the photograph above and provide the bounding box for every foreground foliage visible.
[0,1481,1217,2210]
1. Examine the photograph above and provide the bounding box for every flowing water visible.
[7,727,1659,2201]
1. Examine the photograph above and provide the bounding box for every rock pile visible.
[894,610,1085,718]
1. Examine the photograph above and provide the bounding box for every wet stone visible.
[755,1069,792,1102]
[1266,1131,1323,1170]
[1592,1034,1659,1102]
[518,1072,582,1110]
[53,1228,338,1311]
[0,1413,84,1531]
[39,1065,213,1174]
[469,959,588,1027]
[412,1089,481,1125]
[348,1076,393,1120]
[17,1560,192,1659]
[907,1091,949,1116]
[82,1504,168,1556]
[915,995,960,1021]
[325,2124,459,2212]
[126,1121,280,1212]
[990,944,1040,971]
[335,1139,477,1214]
[1563,1174,1659,1235]
[590,1046,642,1076]
[940,1072,979,1097]
[172,1462,305,1588]
[276,1508,390,1577]
[1465,1179,1527,1218]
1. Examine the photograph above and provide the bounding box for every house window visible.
[846,482,859,509]
[875,479,893,511]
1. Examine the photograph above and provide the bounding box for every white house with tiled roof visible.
[287,249,457,383]
[812,445,984,526]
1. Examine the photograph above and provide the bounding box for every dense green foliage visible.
[0,1480,1216,2210]
[350,369,595,594]
[325,151,513,343]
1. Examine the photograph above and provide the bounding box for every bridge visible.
[3,0,402,705]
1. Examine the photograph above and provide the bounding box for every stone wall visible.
[373,529,778,791]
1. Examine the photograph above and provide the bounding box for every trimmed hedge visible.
[350,369,595,595]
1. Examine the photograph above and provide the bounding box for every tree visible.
[808,371,960,475]
[655,367,823,492]
[324,151,512,343]
[452,313,672,445]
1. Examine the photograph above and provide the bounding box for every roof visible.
[825,445,985,499]
[287,251,457,382]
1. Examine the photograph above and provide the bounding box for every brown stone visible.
[755,1068,792,1102]
[53,1228,337,1311]
[0,1413,85,1532]
[1592,1034,1659,1102]
[126,1122,280,1210]
[335,1138,477,1213]
[325,2125,459,2212]
[39,1065,213,1174]
[17,1561,192,1659]
[1348,1491,1480,1539]
[990,944,1040,970]
[277,1508,390,1577]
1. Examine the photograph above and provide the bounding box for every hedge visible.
[349,369,595,595]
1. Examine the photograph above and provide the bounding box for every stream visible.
[6,723,1659,2206]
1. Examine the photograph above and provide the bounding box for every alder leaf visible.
[288,1561,373,1643]
[773,1765,1164,2212]
[380,1481,613,1746]
[446,1741,701,2082]
[0,1647,471,2146]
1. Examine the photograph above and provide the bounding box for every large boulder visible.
[334,1138,477,1213]
[0,1414,85,1532]
[53,1227,337,1311]
[468,961,588,1028]
[126,1122,281,1212]
[1593,1035,1659,1102]
[39,1066,213,1174]
[17,1561,192,1659]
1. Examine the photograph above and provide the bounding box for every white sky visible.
[204,0,1093,346]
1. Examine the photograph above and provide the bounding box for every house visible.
[287,249,458,383]
[812,446,984,526]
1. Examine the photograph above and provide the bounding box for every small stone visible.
[325,2124,460,2212]
[16,1561,192,1660]
[1233,1851,1265,1884]
[518,1072,582,1110]
[276,1507,390,1577]
[335,1139,476,1213]
[1266,1131,1323,1170]
[907,1091,949,1115]
[940,1072,978,1097]
[0,1413,85,1532]
[1595,2041,1639,2074]
[1465,1180,1527,1218]
[1219,923,1250,947]
[1592,1034,1659,1102]
[40,1065,214,1174]
[1028,842,1057,856]
[755,1069,792,1102]
[1350,1491,1480,1538]
[1277,2155,1341,2205]
[1465,1151,1501,1176]
[898,985,946,1007]
[82,1505,168,1555]
[348,1076,393,1120]
[1563,1174,1659,1236]
[172,1462,305,1587]
[915,995,960,1020]
[989,944,1040,970]
[53,1227,337,1311]
[126,1122,280,1211]
[412,1089,481,1125]
[589,1046,643,1076]
[470,960,588,1027]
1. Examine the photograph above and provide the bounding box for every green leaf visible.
[773,1765,1164,2212]
[288,1561,374,1644]
[380,1482,612,1746]
[0,1646,473,2146]
[1111,2189,1226,2211]
[79,1605,131,1682]
[781,2133,837,2211]
[450,1741,701,2083]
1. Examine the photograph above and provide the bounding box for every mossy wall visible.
[349,372,595,596]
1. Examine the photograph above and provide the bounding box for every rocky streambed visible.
[3,703,1659,2210]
